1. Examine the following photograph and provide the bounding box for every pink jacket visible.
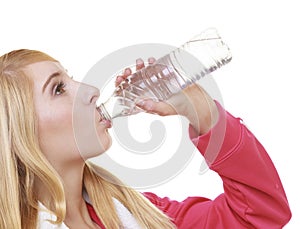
[87,102,292,228]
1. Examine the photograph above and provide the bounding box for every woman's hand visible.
[115,58,219,135]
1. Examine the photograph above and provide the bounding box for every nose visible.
[76,82,100,105]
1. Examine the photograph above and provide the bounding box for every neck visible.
[37,160,85,200]
[61,163,99,228]
[62,162,86,212]
[37,160,96,226]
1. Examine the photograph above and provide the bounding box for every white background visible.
[1,0,299,228]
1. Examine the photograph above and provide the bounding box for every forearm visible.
[190,101,292,228]
[178,84,219,135]
[144,102,291,228]
[138,81,219,136]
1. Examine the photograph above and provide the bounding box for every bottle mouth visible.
[96,104,112,121]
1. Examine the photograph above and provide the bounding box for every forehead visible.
[23,61,64,83]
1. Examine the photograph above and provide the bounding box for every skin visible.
[24,61,109,228]
[23,58,218,228]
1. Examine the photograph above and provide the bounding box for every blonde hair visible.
[0,49,175,229]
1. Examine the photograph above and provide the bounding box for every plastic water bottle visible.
[97,28,232,121]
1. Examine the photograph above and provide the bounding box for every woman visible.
[0,49,291,228]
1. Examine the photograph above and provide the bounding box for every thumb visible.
[137,99,176,116]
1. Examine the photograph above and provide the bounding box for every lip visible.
[100,119,112,128]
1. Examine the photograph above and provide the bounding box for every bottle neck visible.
[97,103,112,121]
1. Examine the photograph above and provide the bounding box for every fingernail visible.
[116,76,123,83]
[136,58,143,65]
[124,68,131,75]
[148,57,155,64]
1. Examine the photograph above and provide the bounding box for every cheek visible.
[37,106,76,155]
[38,106,72,135]
[36,99,112,162]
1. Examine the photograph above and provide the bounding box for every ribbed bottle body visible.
[98,28,232,121]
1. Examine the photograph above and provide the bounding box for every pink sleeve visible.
[144,101,291,228]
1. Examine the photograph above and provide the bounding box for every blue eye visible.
[54,81,66,95]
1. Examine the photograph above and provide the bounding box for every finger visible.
[115,68,132,86]
[137,99,177,116]
[115,76,124,86]
[123,67,132,77]
[148,57,156,65]
[136,58,145,71]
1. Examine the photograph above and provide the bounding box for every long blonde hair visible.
[0,49,175,229]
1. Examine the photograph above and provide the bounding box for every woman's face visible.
[24,61,111,168]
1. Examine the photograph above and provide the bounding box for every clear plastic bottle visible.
[97,28,232,121]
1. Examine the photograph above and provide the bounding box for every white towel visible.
[38,198,141,229]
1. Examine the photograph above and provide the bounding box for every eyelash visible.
[53,81,66,96]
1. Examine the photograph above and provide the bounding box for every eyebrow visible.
[42,71,61,93]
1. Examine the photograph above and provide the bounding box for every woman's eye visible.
[54,82,66,95]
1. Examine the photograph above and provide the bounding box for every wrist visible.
[192,100,219,135]
[184,88,219,135]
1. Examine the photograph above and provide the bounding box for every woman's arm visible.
[117,59,291,228]
[144,101,292,228]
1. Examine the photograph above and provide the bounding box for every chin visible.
[90,137,112,159]
[102,134,112,152]
[77,136,112,161]
[99,130,112,150]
